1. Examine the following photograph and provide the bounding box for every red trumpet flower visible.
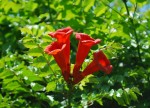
[48,27,73,65]
[45,27,73,82]
[73,33,101,81]
[81,50,113,77]
[44,42,70,82]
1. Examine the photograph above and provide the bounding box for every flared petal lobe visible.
[81,51,112,77]
[44,42,70,82]
[48,27,73,43]
[73,33,101,79]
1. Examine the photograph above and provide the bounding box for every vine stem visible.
[67,83,74,108]
[122,0,142,63]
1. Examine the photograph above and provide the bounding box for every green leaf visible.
[129,90,138,101]
[42,35,53,43]
[32,83,45,91]
[65,10,76,20]
[3,76,18,85]
[94,5,106,17]
[109,89,115,96]
[136,0,147,3]
[112,43,124,50]
[96,98,103,105]
[4,81,21,91]
[83,0,95,12]
[88,77,99,83]
[131,87,142,95]
[110,30,130,40]
[74,0,80,5]
[32,56,47,68]
[0,59,5,68]
[22,37,33,43]
[0,69,14,79]
[113,95,126,106]
[123,90,130,105]
[2,1,12,13]
[20,27,33,35]
[109,24,130,40]
[12,3,21,13]
[79,75,93,90]
[23,41,37,49]
[28,48,42,57]
[0,94,3,101]
[129,0,136,4]
[22,69,43,82]
[39,72,51,77]
[46,81,56,92]
[113,89,127,106]
[117,89,123,97]
[30,16,39,24]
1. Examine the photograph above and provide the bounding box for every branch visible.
[101,1,126,19]
[133,3,137,19]
[122,0,142,63]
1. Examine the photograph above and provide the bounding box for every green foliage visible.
[0,0,150,107]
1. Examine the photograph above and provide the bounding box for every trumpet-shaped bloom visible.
[44,42,70,82]
[48,27,73,66]
[46,27,73,83]
[73,33,101,80]
[81,51,113,77]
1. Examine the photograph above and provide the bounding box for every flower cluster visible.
[44,27,112,84]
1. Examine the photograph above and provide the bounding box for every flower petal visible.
[81,50,112,77]
[48,27,73,43]
[94,51,113,74]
